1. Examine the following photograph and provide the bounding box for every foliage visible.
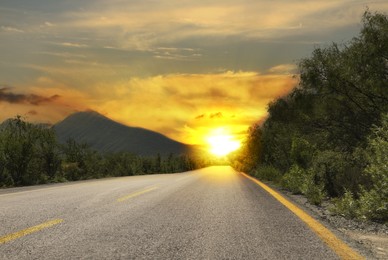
[0,117,208,188]
[331,190,359,219]
[357,114,388,222]
[252,165,282,183]
[230,124,263,173]
[231,11,388,221]
[281,164,307,194]
[304,172,326,206]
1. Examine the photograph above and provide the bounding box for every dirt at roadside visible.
[343,230,388,259]
[265,182,388,259]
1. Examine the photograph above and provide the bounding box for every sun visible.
[206,128,241,157]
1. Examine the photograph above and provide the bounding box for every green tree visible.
[36,127,61,179]
[233,11,388,221]
[1,117,40,185]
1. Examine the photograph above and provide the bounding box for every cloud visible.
[55,0,387,51]
[210,112,223,119]
[0,87,60,105]
[195,112,224,120]
[44,22,55,27]
[61,42,89,48]
[152,46,202,61]
[90,70,298,144]
[195,114,205,119]
[268,64,298,74]
[0,78,92,125]
[1,26,24,33]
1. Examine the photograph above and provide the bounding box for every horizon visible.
[1,1,388,146]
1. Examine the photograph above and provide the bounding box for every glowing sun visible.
[206,128,241,156]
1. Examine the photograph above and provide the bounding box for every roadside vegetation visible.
[0,116,210,187]
[231,11,388,223]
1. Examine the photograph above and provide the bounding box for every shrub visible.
[331,190,359,219]
[357,114,388,222]
[252,165,282,183]
[281,164,307,194]
[303,171,326,206]
[310,150,364,197]
[358,188,387,222]
[61,162,83,181]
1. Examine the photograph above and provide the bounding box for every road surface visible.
[0,166,361,259]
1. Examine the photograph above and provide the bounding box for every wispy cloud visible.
[44,21,55,27]
[1,25,24,33]
[55,0,387,51]
[37,51,87,59]
[0,87,60,105]
[152,47,202,61]
[61,42,89,48]
[268,64,298,74]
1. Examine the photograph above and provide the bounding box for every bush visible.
[61,162,83,181]
[331,190,359,219]
[357,114,388,222]
[281,164,307,194]
[358,188,387,222]
[310,150,365,197]
[304,172,326,206]
[252,165,282,183]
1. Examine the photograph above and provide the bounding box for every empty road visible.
[0,166,362,259]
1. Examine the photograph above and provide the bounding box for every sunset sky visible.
[1,0,387,145]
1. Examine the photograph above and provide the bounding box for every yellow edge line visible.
[117,186,158,202]
[240,172,364,260]
[0,219,63,244]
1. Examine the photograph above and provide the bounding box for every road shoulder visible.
[257,178,388,259]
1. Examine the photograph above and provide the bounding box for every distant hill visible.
[52,111,194,156]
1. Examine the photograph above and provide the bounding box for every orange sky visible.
[1,1,387,145]
[0,71,297,144]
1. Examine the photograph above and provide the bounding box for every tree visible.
[36,127,61,179]
[232,10,388,221]
[298,10,388,150]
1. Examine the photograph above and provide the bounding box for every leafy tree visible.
[61,138,93,180]
[231,124,263,173]
[232,10,388,221]
[36,127,61,179]
[1,117,40,185]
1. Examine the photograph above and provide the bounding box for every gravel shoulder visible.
[261,181,388,259]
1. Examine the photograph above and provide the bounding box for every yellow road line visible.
[117,186,158,202]
[240,172,364,260]
[0,219,63,244]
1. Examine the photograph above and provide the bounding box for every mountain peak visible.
[53,111,192,156]
[66,110,108,120]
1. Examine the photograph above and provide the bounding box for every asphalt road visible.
[0,166,358,259]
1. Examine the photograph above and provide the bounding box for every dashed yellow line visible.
[240,172,364,260]
[0,219,63,244]
[117,186,158,202]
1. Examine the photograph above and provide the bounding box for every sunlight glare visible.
[206,128,241,156]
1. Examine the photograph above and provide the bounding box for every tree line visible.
[0,116,209,187]
[231,11,387,222]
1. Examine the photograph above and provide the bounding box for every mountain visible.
[53,111,194,156]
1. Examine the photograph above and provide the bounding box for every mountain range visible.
[52,111,195,156]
